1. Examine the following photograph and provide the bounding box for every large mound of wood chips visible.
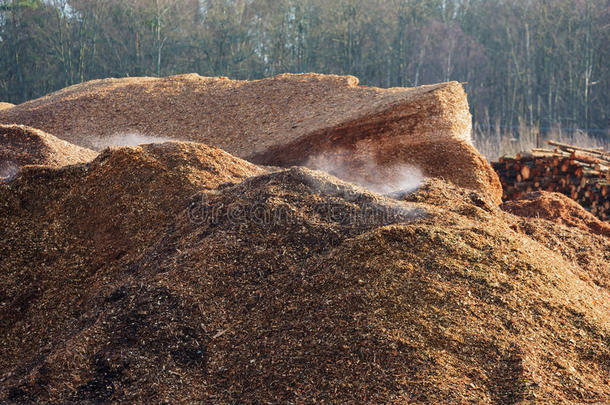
[0,124,97,180]
[0,73,502,204]
[0,142,608,404]
[0,102,14,111]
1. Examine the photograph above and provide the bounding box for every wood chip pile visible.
[0,102,14,111]
[0,73,502,204]
[1,146,609,403]
[1,76,609,403]
[0,124,97,180]
[493,141,610,221]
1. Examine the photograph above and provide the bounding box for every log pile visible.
[493,141,610,221]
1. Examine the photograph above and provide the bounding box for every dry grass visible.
[474,126,609,161]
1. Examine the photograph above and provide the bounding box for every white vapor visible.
[307,152,424,195]
[0,161,18,182]
[90,132,175,149]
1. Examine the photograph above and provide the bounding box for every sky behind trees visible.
[1,0,608,142]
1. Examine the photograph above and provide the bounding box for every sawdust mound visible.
[502,191,610,237]
[0,142,608,404]
[0,73,502,203]
[0,124,97,180]
[0,141,265,268]
[0,102,14,111]
[409,179,610,290]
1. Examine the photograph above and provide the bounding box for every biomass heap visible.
[493,141,610,221]
[1,75,609,403]
[0,73,502,204]
[0,124,97,180]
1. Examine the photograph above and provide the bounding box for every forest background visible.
[1,0,608,158]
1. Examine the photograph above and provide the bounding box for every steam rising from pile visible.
[307,152,424,195]
[87,133,426,197]
[0,162,18,181]
[91,132,175,149]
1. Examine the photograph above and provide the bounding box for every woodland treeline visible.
[0,0,608,141]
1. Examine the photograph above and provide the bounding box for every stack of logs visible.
[493,141,610,221]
